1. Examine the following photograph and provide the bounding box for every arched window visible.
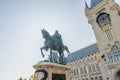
[111,45,118,51]
[96,13,111,29]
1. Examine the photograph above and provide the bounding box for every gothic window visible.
[80,68,83,74]
[111,45,118,51]
[113,52,118,61]
[92,65,96,72]
[76,69,79,75]
[105,29,114,41]
[113,51,120,61]
[96,64,100,71]
[108,53,113,62]
[74,69,76,75]
[107,45,120,62]
[88,66,92,73]
[96,13,111,29]
[84,66,87,74]
[75,69,78,75]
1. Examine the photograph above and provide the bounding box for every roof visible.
[67,43,99,63]
[90,0,103,8]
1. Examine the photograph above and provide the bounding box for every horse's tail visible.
[64,46,70,54]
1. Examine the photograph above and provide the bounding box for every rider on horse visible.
[40,29,70,64]
[53,30,64,48]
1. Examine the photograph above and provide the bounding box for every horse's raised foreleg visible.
[40,47,45,57]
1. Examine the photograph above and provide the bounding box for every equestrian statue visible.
[40,29,70,64]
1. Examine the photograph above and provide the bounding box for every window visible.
[80,68,83,74]
[111,45,118,51]
[99,76,102,80]
[113,51,120,61]
[108,53,113,62]
[95,77,98,80]
[88,66,92,72]
[84,66,87,74]
[74,69,76,75]
[96,64,100,71]
[76,69,79,75]
[108,45,120,62]
[92,65,96,72]
[105,29,114,41]
[96,13,111,29]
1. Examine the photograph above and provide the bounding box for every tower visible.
[85,0,120,80]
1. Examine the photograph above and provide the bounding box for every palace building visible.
[67,43,103,80]
[85,0,120,80]
[67,0,120,80]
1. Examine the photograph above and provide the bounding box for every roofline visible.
[71,42,97,54]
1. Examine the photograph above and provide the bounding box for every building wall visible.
[67,51,103,80]
[85,0,120,80]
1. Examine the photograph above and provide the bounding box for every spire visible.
[85,0,89,8]
[84,0,90,16]
[90,0,103,8]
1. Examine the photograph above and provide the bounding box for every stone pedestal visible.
[33,61,71,80]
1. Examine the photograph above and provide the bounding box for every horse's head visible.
[41,29,50,39]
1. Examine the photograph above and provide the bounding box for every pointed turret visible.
[85,0,90,16]
[90,0,103,8]
[85,0,89,8]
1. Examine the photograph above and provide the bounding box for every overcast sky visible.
[0,0,120,80]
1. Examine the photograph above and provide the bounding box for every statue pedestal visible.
[33,61,71,80]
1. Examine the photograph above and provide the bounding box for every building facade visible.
[67,43,103,80]
[85,0,120,80]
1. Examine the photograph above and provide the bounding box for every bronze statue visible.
[40,29,70,64]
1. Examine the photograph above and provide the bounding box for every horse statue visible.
[40,29,70,64]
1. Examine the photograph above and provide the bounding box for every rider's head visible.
[55,30,58,33]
